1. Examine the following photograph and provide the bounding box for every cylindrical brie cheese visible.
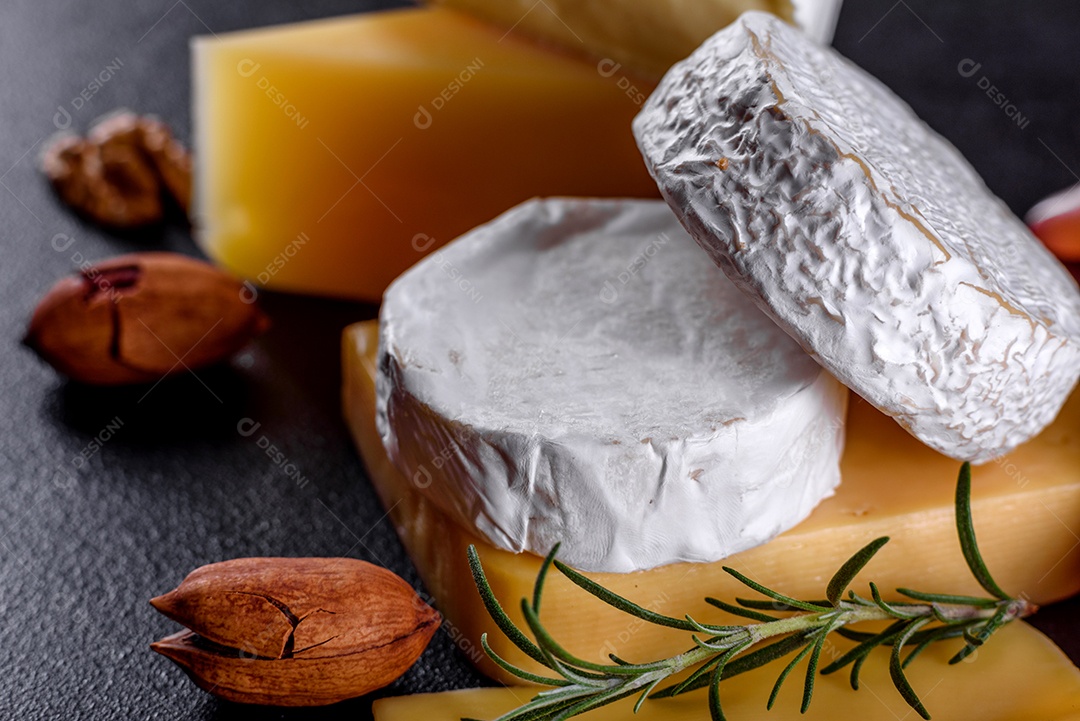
[376,198,847,572]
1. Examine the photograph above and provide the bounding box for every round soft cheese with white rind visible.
[376,198,847,573]
[634,12,1080,464]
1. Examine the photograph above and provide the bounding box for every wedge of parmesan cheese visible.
[376,198,847,573]
[634,12,1080,464]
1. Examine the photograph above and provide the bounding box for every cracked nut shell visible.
[41,111,194,227]
[23,252,268,385]
[42,132,164,227]
[150,557,441,706]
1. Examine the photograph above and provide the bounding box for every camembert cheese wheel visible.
[376,198,847,572]
[634,12,1080,464]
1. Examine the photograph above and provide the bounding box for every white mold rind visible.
[376,198,847,572]
[634,12,1080,463]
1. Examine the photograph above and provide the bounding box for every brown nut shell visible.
[23,252,268,385]
[42,128,163,227]
[41,110,193,226]
[150,557,441,706]
[138,116,192,214]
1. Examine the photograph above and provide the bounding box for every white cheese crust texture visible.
[634,12,1080,464]
[376,198,848,572]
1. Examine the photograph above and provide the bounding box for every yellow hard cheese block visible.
[342,321,1080,683]
[430,0,794,80]
[372,623,1080,721]
[192,8,658,301]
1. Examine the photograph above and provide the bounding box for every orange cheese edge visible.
[342,320,1080,683]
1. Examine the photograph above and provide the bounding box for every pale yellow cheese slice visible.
[372,623,1080,721]
[343,320,1080,683]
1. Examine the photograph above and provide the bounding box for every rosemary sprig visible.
[465,462,1036,721]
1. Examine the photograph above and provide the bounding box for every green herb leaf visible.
[634,678,663,714]
[802,619,844,713]
[827,537,889,606]
[657,654,726,698]
[708,662,726,721]
[767,642,813,709]
[889,619,932,720]
[722,567,831,612]
[519,599,621,679]
[903,625,968,669]
[723,632,813,680]
[895,588,999,608]
[820,619,907,675]
[955,462,1011,600]
[554,560,699,631]
[550,686,642,721]
[849,652,869,691]
[479,634,570,687]
[467,545,552,669]
[656,632,812,698]
[733,597,830,612]
[705,597,779,623]
[533,543,560,614]
[870,582,923,619]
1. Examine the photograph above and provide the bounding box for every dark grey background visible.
[1,1,1078,718]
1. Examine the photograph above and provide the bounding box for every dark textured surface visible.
[0,1,1078,719]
